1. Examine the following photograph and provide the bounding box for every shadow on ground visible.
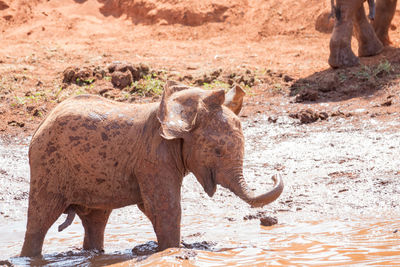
[289,47,400,103]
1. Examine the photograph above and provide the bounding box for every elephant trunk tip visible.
[249,173,284,208]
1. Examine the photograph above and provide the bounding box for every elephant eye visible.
[215,148,223,157]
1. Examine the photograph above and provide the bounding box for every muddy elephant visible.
[20,81,284,257]
[329,0,397,68]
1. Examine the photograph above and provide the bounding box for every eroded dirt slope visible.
[1,0,400,135]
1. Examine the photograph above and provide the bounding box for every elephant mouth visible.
[203,167,217,197]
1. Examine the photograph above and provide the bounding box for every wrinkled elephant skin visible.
[20,81,284,257]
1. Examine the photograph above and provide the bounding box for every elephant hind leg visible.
[21,196,67,257]
[354,5,383,57]
[76,208,112,252]
[373,0,397,46]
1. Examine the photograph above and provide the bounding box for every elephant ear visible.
[223,84,245,115]
[203,89,225,109]
[157,81,200,140]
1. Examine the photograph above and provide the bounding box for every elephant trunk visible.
[224,173,284,208]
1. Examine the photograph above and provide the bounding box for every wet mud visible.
[1,113,399,266]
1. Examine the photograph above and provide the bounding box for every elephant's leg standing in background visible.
[329,0,362,68]
[77,208,112,251]
[354,4,383,56]
[373,0,397,45]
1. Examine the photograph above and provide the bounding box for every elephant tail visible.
[58,207,76,232]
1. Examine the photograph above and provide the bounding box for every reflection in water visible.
[6,217,400,266]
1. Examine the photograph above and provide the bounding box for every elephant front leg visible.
[139,187,182,251]
[354,4,383,57]
[329,1,364,68]
[373,0,397,45]
[153,207,181,250]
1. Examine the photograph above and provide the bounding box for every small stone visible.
[381,99,392,107]
[295,88,319,102]
[318,112,329,120]
[111,71,133,89]
[62,66,94,85]
[290,109,320,124]
[260,216,278,226]
[33,108,46,117]
[26,106,35,112]
[158,19,169,25]
[0,260,12,266]
[62,67,78,83]
[182,74,193,81]
[175,250,197,260]
[283,75,294,82]
[8,121,25,127]
[268,116,278,123]
[318,72,338,93]
[132,241,158,256]
[3,15,13,21]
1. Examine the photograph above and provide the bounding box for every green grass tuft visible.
[132,74,164,96]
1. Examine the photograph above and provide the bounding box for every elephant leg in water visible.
[373,0,397,45]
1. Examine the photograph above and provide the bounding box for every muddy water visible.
[1,114,400,266]
[3,215,400,266]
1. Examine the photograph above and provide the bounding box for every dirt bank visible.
[1,0,400,135]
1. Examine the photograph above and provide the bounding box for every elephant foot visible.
[328,47,360,68]
[21,232,46,257]
[358,38,383,57]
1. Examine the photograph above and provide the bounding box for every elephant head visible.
[157,81,283,208]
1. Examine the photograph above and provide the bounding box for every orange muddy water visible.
[2,215,399,266]
[1,114,400,266]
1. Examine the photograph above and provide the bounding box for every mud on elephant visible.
[20,81,284,257]
[329,0,397,68]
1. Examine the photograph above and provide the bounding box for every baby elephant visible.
[21,81,284,257]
